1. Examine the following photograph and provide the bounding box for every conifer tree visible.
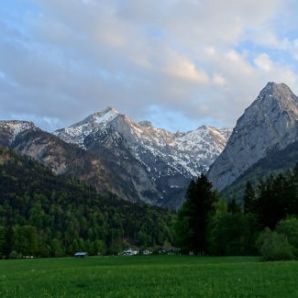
[176,175,217,254]
[244,182,257,213]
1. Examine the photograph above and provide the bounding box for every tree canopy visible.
[175,175,217,254]
[0,147,175,258]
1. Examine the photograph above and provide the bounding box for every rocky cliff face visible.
[222,140,298,199]
[208,82,298,191]
[55,107,231,208]
[0,120,113,195]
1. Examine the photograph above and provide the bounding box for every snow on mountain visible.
[55,107,232,207]
[55,107,119,146]
[56,107,231,183]
[0,120,37,144]
[0,112,230,208]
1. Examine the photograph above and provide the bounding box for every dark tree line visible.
[244,166,298,229]
[176,166,298,257]
[0,148,174,258]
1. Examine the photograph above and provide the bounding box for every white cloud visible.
[254,53,274,72]
[212,74,226,86]
[0,0,297,131]
[162,52,209,84]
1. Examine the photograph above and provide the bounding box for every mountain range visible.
[1,82,297,208]
[0,108,231,208]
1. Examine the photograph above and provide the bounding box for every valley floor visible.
[0,256,297,297]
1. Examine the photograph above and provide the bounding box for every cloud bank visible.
[0,0,298,131]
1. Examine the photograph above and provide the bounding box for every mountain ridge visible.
[208,82,298,191]
[55,107,232,207]
[0,109,231,208]
[55,107,231,175]
[2,82,297,207]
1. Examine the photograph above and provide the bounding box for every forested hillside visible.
[0,148,174,258]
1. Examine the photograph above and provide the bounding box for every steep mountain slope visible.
[55,107,231,208]
[0,120,36,147]
[222,140,298,199]
[208,82,298,191]
[0,120,113,195]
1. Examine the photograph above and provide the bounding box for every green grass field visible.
[0,256,297,298]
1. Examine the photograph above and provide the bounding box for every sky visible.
[1,0,298,132]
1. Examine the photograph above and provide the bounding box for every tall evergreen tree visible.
[244,182,257,213]
[175,175,217,254]
[227,198,241,214]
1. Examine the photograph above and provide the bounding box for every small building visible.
[121,248,139,256]
[74,252,88,258]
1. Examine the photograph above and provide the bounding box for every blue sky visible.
[1,0,298,131]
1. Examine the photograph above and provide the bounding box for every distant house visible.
[74,252,88,258]
[121,248,139,256]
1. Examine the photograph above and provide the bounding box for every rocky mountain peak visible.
[138,120,153,128]
[236,82,298,130]
[79,106,120,127]
[208,82,298,191]
[255,82,298,111]
[54,107,123,147]
[102,106,118,113]
[261,81,294,96]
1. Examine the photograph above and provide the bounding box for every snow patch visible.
[0,121,35,143]
[55,107,232,178]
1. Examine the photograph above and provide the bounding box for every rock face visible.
[0,120,112,195]
[208,82,298,191]
[55,107,231,208]
[222,140,298,199]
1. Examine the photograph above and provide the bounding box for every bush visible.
[257,229,295,261]
[276,217,298,256]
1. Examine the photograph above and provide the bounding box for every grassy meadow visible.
[0,256,297,298]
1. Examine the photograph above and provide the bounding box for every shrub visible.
[276,217,298,256]
[257,229,295,261]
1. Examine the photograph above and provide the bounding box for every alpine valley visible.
[1,82,297,208]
